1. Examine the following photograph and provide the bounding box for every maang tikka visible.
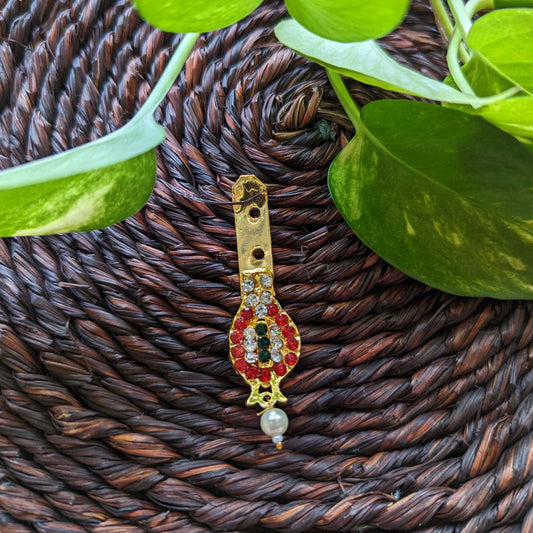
[229,175,301,449]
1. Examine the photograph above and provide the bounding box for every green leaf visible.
[284,0,410,42]
[0,152,156,236]
[132,0,262,33]
[444,67,533,140]
[446,95,533,140]
[0,112,163,237]
[443,9,533,139]
[473,97,533,139]
[447,53,515,97]
[0,33,199,237]
[467,8,533,95]
[494,0,533,6]
[328,100,533,299]
[275,18,510,106]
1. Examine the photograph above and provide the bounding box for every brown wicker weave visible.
[0,0,532,531]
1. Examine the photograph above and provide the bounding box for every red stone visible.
[267,304,279,316]
[286,337,299,350]
[234,317,248,330]
[234,359,248,372]
[245,365,259,379]
[241,307,254,320]
[282,325,295,338]
[275,314,289,326]
[258,368,271,382]
[273,362,287,376]
[231,345,245,358]
[230,330,243,344]
[285,352,298,366]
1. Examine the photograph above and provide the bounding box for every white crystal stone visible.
[246,293,259,306]
[269,324,281,336]
[271,349,282,363]
[242,279,255,293]
[260,291,273,304]
[243,327,256,340]
[260,274,273,288]
[271,337,283,350]
[245,352,257,363]
[244,340,257,352]
[260,408,289,438]
[256,304,268,318]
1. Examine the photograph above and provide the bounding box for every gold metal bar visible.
[232,175,273,276]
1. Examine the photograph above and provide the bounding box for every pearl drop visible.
[260,408,289,442]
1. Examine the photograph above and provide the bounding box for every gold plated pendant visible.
[230,175,300,448]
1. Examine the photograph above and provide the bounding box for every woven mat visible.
[1,1,533,531]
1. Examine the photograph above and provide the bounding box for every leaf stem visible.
[326,69,362,130]
[133,32,201,122]
[429,0,470,63]
[447,27,520,108]
[447,0,473,37]
[447,29,475,95]
[429,0,454,40]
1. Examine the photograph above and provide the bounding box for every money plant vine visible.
[0,0,532,299]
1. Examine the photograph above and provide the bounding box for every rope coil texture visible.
[0,0,532,531]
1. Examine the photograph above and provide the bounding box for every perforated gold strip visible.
[232,175,273,275]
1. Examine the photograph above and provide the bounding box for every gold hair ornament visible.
[229,175,301,449]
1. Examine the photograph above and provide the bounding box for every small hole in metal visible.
[253,247,265,261]
[249,207,260,219]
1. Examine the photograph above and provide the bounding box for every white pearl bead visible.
[260,408,289,438]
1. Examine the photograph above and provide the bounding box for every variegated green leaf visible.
[285,0,410,42]
[0,33,199,237]
[444,9,533,140]
[132,0,262,33]
[329,100,533,299]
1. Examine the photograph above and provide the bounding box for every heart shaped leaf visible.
[0,111,163,237]
[275,19,508,106]
[284,0,410,42]
[132,0,262,33]
[329,100,533,299]
[0,33,199,237]
[444,9,533,139]
[474,97,533,140]
[467,8,533,94]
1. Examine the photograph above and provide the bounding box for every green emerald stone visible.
[258,349,271,363]
[258,336,270,349]
[255,322,268,335]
